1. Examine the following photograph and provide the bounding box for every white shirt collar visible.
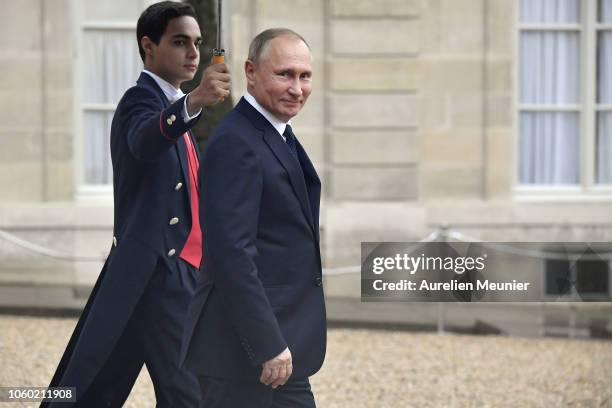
[143,70,185,103]
[244,92,291,139]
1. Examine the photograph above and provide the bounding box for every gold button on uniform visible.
[174,182,183,191]
[168,249,176,257]
[169,217,179,225]
[166,118,173,125]
[170,114,176,122]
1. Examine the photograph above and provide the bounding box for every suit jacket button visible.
[174,182,183,191]
[168,249,176,257]
[169,217,179,225]
[314,276,322,287]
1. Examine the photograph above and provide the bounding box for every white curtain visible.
[84,112,114,184]
[520,32,580,105]
[597,29,612,183]
[520,0,580,23]
[519,1,580,185]
[598,113,612,183]
[82,30,142,185]
[520,112,579,184]
[601,0,612,22]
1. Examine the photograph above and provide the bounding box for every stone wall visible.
[0,0,75,203]
[0,0,611,290]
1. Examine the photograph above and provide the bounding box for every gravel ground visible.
[1,315,611,407]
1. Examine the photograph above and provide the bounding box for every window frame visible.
[74,5,138,201]
[514,0,612,200]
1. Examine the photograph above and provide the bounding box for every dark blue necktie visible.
[283,124,299,160]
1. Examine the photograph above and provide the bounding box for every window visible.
[518,0,612,192]
[546,258,610,298]
[77,1,144,194]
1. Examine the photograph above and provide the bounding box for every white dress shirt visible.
[243,92,291,142]
[142,69,202,122]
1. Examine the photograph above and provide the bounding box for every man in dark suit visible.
[43,2,230,407]
[181,28,326,408]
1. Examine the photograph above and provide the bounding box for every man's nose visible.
[288,78,302,96]
[187,43,199,59]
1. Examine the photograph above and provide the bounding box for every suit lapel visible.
[262,129,316,239]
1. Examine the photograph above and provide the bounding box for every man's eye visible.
[175,40,185,46]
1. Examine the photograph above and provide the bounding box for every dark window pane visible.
[546,260,573,295]
[576,260,610,294]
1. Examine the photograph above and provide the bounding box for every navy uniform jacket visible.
[43,73,201,406]
[181,97,326,380]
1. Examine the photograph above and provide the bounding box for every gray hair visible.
[247,28,310,66]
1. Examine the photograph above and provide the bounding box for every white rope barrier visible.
[0,229,104,262]
[1,227,611,269]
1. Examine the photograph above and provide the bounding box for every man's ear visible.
[141,36,155,61]
[244,59,256,86]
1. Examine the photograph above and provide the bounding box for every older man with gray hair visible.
[180,27,326,407]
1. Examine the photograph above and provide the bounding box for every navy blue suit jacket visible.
[44,73,201,406]
[181,98,326,380]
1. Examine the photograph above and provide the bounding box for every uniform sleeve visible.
[119,87,201,161]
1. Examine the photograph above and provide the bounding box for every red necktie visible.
[179,133,202,268]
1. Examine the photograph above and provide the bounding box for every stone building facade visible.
[1,0,611,304]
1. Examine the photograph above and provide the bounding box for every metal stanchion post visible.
[437,225,449,335]
[569,303,577,339]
